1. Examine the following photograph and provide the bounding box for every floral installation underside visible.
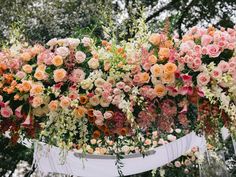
[0,25,236,175]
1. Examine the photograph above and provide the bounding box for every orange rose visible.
[52,55,63,67]
[22,64,33,73]
[21,52,32,62]
[74,106,87,118]
[79,95,88,104]
[150,64,163,77]
[53,68,67,82]
[92,130,101,139]
[158,48,170,59]
[163,62,177,74]
[154,84,166,97]
[22,81,31,92]
[149,33,161,46]
[48,100,59,111]
[164,40,173,48]
[148,55,157,65]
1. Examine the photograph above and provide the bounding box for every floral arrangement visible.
[0,25,235,171]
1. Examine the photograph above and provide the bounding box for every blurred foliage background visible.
[0,0,236,44]
[0,0,236,176]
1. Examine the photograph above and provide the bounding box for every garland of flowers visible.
[0,25,236,175]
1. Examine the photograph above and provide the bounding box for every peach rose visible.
[163,62,177,74]
[161,73,175,84]
[74,106,87,118]
[139,72,150,83]
[30,83,44,96]
[148,55,157,65]
[149,33,161,45]
[88,58,99,70]
[22,64,33,73]
[48,100,59,111]
[52,55,63,66]
[32,96,43,108]
[89,95,100,106]
[150,64,163,77]
[53,68,67,82]
[154,84,166,97]
[158,48,170,59]
[21,52,32,61]
[34,70,46,80]
[60,96,71,108]
[22,80,31,92]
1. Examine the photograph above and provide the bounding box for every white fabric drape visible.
[33,132,206,177]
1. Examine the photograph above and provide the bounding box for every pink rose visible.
[16,71,26,79]
[93,110,103,118]
[207,44,221,58]
[197,72,210,86]
[123,85,131,92]
[202,47,208,55]
[201,35,212,46]
[211,67,222,78]
[113,88,121,95]
[104,111,113,119]
[55,47,70,58]
[69,68,85,83]
[1,106,13,118]
[218,60,229,72]
[116,82,125,89]
[181,74,192,84]
[82,37,91,47]
[75,51,86,63]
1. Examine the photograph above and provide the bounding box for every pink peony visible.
[75,51,86,63]
[207,44,221,58]
[1,106,13,118]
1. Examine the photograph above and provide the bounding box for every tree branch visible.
[145,0,180,23]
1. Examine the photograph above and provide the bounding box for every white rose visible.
[167,134,176,142]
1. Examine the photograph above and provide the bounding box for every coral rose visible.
[158,48,170,59]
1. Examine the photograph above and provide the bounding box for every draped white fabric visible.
[33,132,206,177]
